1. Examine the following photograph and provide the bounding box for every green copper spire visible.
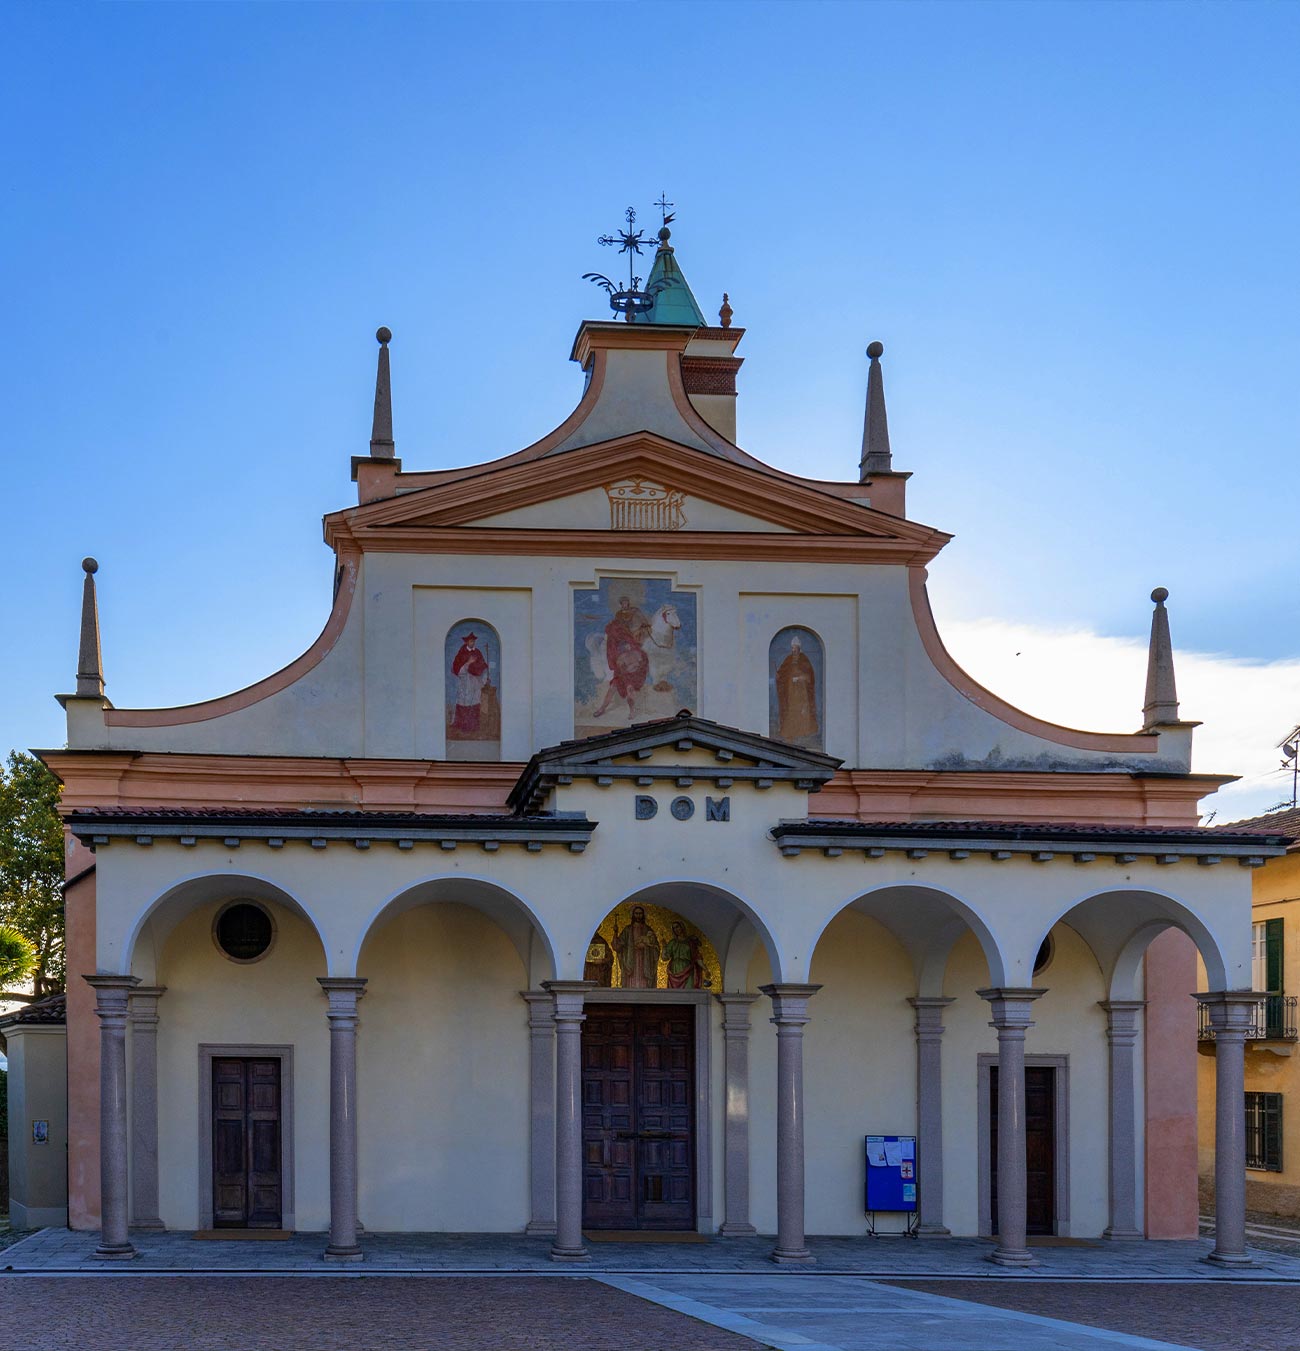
[635,226,706,326]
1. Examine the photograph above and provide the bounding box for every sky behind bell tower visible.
[2,0,1297,816]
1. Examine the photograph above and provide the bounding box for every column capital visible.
[1196,990,1261,1037]
[542,979,596,1022]
[909,996,955,1037]
[716,991,760,1033]
[318,976,367,1021]
[760,982,821,1026]
[84,974,141,1022]
[1099,999,1145,1042]
[129,985,166,1029]
[978,987,1045,1032]
[520,989,556,1029]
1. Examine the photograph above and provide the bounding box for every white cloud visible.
[933,614,1300,824]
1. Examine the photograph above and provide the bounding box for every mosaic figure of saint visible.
[775,634,819,743]
[612,904,660,988]
[664,921,708,989]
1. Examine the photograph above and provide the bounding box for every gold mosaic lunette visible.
[587,900,721,991]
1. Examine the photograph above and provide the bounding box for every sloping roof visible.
[509,711,842,813]
[0,993,66,1029]
[1218,805,1300,845]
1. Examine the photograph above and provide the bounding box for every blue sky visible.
[2,1,1297,810]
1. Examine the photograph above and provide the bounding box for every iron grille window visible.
[1245,1092,1283,1172]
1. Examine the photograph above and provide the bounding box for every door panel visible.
[582,1004,695,1230]
[211,1057,282,1229]
[989,1065,1056,1236]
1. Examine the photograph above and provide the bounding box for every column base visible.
[323,1245,364,1262]
[525,1220,558,1236]
[1102,1227,1143,1241]
[1204,1250,1253,1268]
[988,1246,1038,1267]
[720,1222,758,1236]
[92,1242,137,1260]
[772,1246,816,1264]
[549,1244,591,1263]
[916,1223,951,1237]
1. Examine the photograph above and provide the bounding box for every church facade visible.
[41,221,1288,1265]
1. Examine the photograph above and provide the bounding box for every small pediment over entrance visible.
[507,712,842,814]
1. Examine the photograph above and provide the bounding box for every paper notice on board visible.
[884,1140,903,1168]
[866,1138,888,1167]
[900,1139,915,1161]
[903,1183,916,1202]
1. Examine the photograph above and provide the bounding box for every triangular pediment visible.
[508,713,842,813]
[331,433,950,559]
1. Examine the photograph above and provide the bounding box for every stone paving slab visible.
[5,1228,1300,1280]
[600,1274,1203,1351]
[0,1275,764,1351]
[890,1279,1300,1351]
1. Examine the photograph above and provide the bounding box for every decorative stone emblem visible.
[605,477,687,530]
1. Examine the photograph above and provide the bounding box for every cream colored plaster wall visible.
[937,925,1109,1237]
[94,818,1256,993]
[356,904,531,1231]
[4,1027,68,1225]
[557,350,716,454]
[153,901,332,1231]
[85,550,1177,776]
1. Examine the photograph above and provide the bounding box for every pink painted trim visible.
[105,551,360,727]
[908,567,1161,754]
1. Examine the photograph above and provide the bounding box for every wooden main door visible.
[212,1057,283,1228]
[990,1064,1056,1235]
[582,1004,695,1230]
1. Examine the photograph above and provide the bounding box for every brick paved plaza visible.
[3,1230,1300,1351]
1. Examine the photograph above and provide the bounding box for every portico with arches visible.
[39,217,1289,1267]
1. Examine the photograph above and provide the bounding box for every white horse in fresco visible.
[586,602,683,696]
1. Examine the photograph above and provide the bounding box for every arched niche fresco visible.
[768,624,824,750]
[584,901,721,991]
[445,620,501,761]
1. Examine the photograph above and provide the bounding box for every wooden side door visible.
[989,1064,1056,1236]
[581,1007,637,1228]
[634,1005,695,1230]
[211,1057,282,1229]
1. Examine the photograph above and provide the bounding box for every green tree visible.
[0,923,37,989]
[0,752,65,996]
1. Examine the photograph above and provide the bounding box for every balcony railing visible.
[1198,995,1299,1043]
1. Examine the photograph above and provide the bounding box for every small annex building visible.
[38,217,1291,1265]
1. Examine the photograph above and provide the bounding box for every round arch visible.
[579,878,787,989]
[122,870,329,981]
[805,881,1011,996]
[1027,885,1231,1000]
[353,874,559,985]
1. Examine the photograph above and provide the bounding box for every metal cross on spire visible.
[584,204,673,321]
[654,192,675,228]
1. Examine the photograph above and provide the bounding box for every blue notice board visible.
[865,1135,917,1213]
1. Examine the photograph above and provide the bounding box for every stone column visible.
[1100,999,1145,1240]
[760,983,821,1264]
[909,995,955,1236]
[521,991,557,1235]
[129,985,166,1230]
[978,987,1044,1267]
[716,993,759,1235]
[85,974,141,1259]
[318,977,367,1261]
[544,980,595,1262]
[1197,992,1258,1266]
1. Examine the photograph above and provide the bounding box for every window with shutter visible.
[1265,919,1285,1038]
[1245,1092,1283,1171]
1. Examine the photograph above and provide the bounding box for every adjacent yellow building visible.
[1200,806,1300,1219]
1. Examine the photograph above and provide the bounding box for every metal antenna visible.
[1280,724,1300,809]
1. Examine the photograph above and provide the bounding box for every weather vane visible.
[584,205,673,322]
